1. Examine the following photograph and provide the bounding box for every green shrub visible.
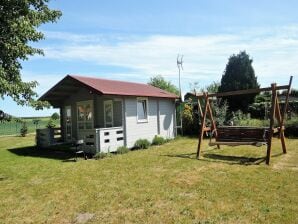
[134,139,150,149]
[117,146,130,154]
[20,122,28,137]
[46,119,56,128]
[182,104,194,135]
[51,112,60,120]
[152,135,166,145]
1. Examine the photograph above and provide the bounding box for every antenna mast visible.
[177,54,184,100]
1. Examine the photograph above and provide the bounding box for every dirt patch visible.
[75,213,95,224]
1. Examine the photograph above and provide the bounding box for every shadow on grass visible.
[8,146,76,162]
[163,150,284,165]
[202,153,266,165]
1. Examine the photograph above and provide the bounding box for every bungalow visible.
[39,75,179,153]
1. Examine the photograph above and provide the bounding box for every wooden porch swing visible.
[192,76,293,165]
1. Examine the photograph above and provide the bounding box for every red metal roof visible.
[69,75,178,98]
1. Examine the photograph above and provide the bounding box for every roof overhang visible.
[38,75,103,107]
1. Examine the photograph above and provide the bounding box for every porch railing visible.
[37,126,124,154]
[36,128,62,148]
[78,127,124,153]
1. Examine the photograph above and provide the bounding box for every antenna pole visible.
[177,54,184,136]
[177,54,183,100]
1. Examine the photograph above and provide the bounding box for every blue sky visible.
[1,0,298,117]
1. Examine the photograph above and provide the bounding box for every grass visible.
[0,117,60,136]
[0,136,297,223]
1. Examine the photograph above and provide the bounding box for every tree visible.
[148,75,179,95]
[219,51,259,112]
[51,112,60,120]
[0,0,61,109]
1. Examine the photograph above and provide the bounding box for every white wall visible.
[159,99,175,139]
[125,97,175,148]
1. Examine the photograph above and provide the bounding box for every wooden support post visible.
[282,76,293,121]
[197,92,208,159]
[275,98,287,153]
[266,83,277,165]
[278,76,292,152]
[207,103,220,149]
[197,98,203,118]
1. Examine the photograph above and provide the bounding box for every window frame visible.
[104,100,114,128]
[64,105,72,142]
[136,97,149,123]
[76,100,94,130]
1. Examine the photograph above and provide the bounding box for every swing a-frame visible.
[191,76,293,165]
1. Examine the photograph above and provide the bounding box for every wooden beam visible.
[197,98,203,117]
[275,98,287,154]
[207,102,219,149]
[191,84,290,98]
[197,93,208,159]
[266,84,277,165]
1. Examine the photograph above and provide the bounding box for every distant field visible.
[0,117,60,136]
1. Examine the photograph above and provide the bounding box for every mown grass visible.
[0,135,297,223]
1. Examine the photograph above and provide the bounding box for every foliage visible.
[210,100,229,126]
[152,135,166,145]
[0,0,61,108]
[46,119,56,129]
[20,122,28,137]
[33,119,40,128]
[134,138,150,149]
[202,81,220,93]
[182,104,194,135]
[0,110,12,122]
[219,51,260,112]
[148,75,179,95]
[117,146,130,154]
[51,112,60,120]
[281,88,298,97]
[285,125,298,138]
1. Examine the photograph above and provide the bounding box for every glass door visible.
[65,106,72,142]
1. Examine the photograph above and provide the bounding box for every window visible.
[77,100,93,130]
[137,97,148,122]
[104,100,113,127]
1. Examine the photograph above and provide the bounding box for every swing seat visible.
[209,126,270,147]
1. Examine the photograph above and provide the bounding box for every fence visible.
[0,119,60,136]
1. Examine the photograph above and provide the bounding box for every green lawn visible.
[0,136,297,223]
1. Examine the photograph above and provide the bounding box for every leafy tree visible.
[20,121,28,137]
[46,118,56,129]
[0,0,61,109]
[148,75,179,95]
[33,119,40,128]
[219,51,259,112]
[204,81,220,93]
[51,112,60,120]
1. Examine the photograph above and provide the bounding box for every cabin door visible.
[64,106,72,142]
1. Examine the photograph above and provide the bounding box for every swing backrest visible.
[216,126,269,143]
